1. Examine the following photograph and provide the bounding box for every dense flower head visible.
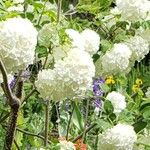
[106,91,126,113]
[66,29,100,56]
[101,43,132,75]
[136,27,150,44]
[98,123,137,150]
[125,35,149,62]
[115,0,150,22]
[0,17,38,72]
[65,29,85,50]
[81,29,100,56]
[59,140,76,150]
[13,0,24,4]
[35,48,95,101]
[7,4,24,12]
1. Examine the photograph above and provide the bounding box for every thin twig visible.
[44,100,50,146]
[82,99,90,142]
[22,88,37,104]
[0,113,10,124]
[66,101,75,140]
[72,123,97,143]
[36,0,48,26]
[16,127,51,144]
[14,139,20,150]
[57,0,62,23]
[0,60,13,102]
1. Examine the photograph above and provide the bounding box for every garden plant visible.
[0,0,150,149]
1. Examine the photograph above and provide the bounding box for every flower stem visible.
[44,100,50,147]
[66,101,75,140]
[82,99,90,142]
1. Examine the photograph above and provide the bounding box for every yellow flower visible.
[132,84,140,93]
[106,75,115,85]
[135,78,143,86]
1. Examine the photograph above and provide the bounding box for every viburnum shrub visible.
[0,0,150,149]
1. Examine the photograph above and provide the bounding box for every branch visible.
[16,127,51,144]
[72,123,97,143]
[0,60,13,102]
[57,0,62,23]
[44,100,50,146]
[0,60,21,150]
[22,88,37,104]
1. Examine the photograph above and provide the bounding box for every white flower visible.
[65,29,85,50]
[136,27,150,44]
[38,23,59,48]
[66,29,100,56]
[59,140,75,150]
[125,36,149,62]
[7,4,24,12]
[35,48,95,101]
[0,17,38,72]
[13,0,24,4]
[145,87,150,98]
[98,124,137,150]
[101,43,132,75]
[116,0,150,22]
[106,91,126,113]
[81,29,100,56]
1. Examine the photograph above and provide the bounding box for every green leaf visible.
[36,45,48,58]
[104,100,114,114]
[96,119,112,131]
[133,118,147,133]
[72,102,84,131]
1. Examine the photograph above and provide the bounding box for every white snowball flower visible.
[65,29,85,50]
[98,124,137,150]
[106,91,126,113]
[58,140,75,150]
[7,4,24,12]
[38,23,59,48]
[145,87,150,98]
[101,43,132,75]
[125,36,149,62]
[136,27,150,44]
[116,0,150,22]
[81,29,100,56]
[13,0,24,4]
[66,29,100,56]
[35,48,95,101]
[0,17,38,72]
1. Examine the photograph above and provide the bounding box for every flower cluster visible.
[93,78,105,114]
[132,78,143,93]
[98,124,137,150]
[115,0,150,22]
[0,17,38,72]
[66,29,100,56]
[125,36,149,62]
[106,91,126,114]
[35,48,95,101]
[101,43,132,75]
[58,140,76,150]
